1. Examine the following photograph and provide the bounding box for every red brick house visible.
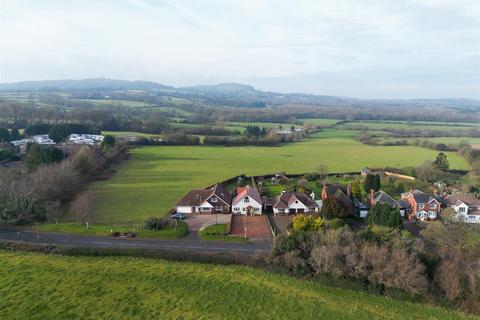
[401,190,440,221]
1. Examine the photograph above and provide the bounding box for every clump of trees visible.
[48,123,95,143]
[25,143,64,171]
[267,221,480,315]
[0,143,126,225]
[244,125,267,138]
[433,152,449,171]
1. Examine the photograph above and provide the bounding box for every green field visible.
[38,221,188,239]
[300,118,340,126]
[72,98,155,108]
[102,131,163,138]
[80,130,468,224]
[338,121,479,132]
[0,251,471,320]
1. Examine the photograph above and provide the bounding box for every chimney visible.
[370,189,375,208]
[321,183,327,200]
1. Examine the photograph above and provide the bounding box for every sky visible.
[0,0,479,99]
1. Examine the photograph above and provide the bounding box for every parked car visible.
[170,213,186,220]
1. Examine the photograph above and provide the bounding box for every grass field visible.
[38,221,188,239]
[81,130,468,224]
[101,131,163,138]
[338,121,479,132]
[300,118,341,126]
[0,251,471,320]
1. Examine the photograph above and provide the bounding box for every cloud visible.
[0,0,478,98]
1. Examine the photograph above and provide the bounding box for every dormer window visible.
[211,197,217,203]
[419,203,424,209]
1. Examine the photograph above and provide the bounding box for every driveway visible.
[230,215,272,239]
[185,214,232,231]
[269,215,292,235]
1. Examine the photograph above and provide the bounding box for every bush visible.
[328,218,345,230]
[146,217,169,231]
[292,215,323,232]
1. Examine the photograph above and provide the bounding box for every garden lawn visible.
[0,251,472,320]
[199,224,249,243]
[83,132,469,224]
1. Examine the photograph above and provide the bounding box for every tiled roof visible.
[175,189,214,207]
[373,191,397,207]
[232,185,262,205]
[274,191,318,209]
[444,193,480,207]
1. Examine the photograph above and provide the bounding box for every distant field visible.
[101,131,162,138]
[225,121,301,129]
[72,98,155,108]
[0,251,470,320]
[300,118,340,126]
[338,121,479,132]
[380,137,480,145]
[85,130,468,224]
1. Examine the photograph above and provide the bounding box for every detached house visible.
[369,190,406,217]
[232,185,263,215]
[321,184,354,215]
[401,190,440,221]
[273,191,319,215]
[175,184,231,214]
[443,193,480,223]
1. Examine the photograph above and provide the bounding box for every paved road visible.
[0,229,272,256]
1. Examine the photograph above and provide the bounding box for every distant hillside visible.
[1,78,478,110]
[0,78,173,91]
[181,83,256,93]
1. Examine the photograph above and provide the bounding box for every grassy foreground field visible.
[0,251,471,320]
[83,131,468,224]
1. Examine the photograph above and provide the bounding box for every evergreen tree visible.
[10,128,21,141]
[364,174,373,193]
[366,203,403,229]
[351,179,362,200]
[321,198,348,219]
[0,128,11,142]
[434,152,450,171]
[372,174,381,192]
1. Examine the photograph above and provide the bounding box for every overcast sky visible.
[1,0,479,99]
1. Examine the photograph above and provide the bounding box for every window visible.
[459,207,466,213]
[418,203,424,209]
[244,196,249,203]
[211,197,217,203]
[234,207,240,211]
[295,200,299,204]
